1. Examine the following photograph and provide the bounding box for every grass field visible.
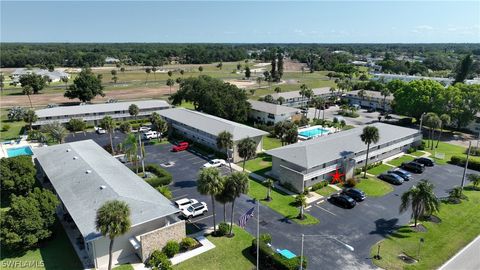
[388,155,415,167]
[113,264,134,270]
[314,185,338,197]
[263,136,282,150]
[0,108,26,140]
[423,141,467,165]
[355,177,394,197]
[371,188,480,270]
[367,163,393,176]
[409,151,426,157]
[0,222,83,270]
[239,153,272,177]
[174,226,255,270]
[248,178,319,225]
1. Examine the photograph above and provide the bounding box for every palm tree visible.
[468,174,480,189]
[61,76,69,89]
[237,137,257,171]
[436,114,451,148]
[277,97,285,105]
[360,126,380,178]
[294,193,307,220]
[197,167,224,235]
[41,121,67,144]
[151,66,157,81]
[358,89,366,100]
[214,177,231,223]
[100,116,116,154]
[111,70,117,84]
[399,180,439,227]
[216,131,234,172]
[166,78,175,95]
[23,109,37,130]
[274,87,282,93]
[150,112,167,141]
[22,85,33,108]
[95,200,131,270]
[264,178,274,201]
[145,67,151,84]
[314,97,326,121]
[380,88,391,112]
[128,104,139,121]
[121,133,139,172]
[225,172,249,235]
[424,112,441,150]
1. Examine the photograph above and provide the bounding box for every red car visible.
[172,142,189,152]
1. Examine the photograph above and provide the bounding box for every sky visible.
[1,1,479,43]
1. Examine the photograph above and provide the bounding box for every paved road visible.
[439,235,480,270]
[67,132,476,270]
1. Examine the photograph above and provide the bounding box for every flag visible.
[238,207,255,228]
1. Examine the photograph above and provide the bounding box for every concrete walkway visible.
[170,235,216,265]
[438,235,480,270]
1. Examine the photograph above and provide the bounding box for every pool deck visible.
[298,125,336,140]
[0,136,43,158]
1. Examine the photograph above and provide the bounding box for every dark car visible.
[414,157,435,167]
[341,188,366,202]
[328,194,356,208]
[401,161,425,173]
[378,173,404,185]
[388,169,413,181]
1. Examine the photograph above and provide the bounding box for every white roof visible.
[270,87,333,100]
[248,100,299,115]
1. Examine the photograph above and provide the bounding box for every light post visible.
[299,234,354,270]
[418,112,426,132]
[461,141,472,193]
[417,238,425,260]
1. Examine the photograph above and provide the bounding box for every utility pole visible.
[300,234,305,270]
[461,141,472,193]
[256,201,260,270]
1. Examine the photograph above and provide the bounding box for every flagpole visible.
[256,199,260,270]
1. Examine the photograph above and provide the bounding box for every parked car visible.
[328,194,356,208]
[181,202,208,219]
[142,131,159,140]
[203,159,226,168]
[95,127,106,134]
[172,142,189,152]
[401,161,425,173]
[388,169,413,181]
[139,126,151,132]
[378,173,404,185]
[414,157,435,167]
[341,188,366,202]
[174,198,199,211]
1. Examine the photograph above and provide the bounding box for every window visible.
[267,113,275,119]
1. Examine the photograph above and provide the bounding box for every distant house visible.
[105,57,121,64]
[466,112,480,134]
[248,100,300,125]
[33,100,170,127]
[11,68,69,83]
[344,90,393,111]
[372,73,453,85]
[158,108,268,162]
[33,140,185,269]
[269,87,336,108]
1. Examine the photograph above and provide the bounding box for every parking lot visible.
[66,132,474,269]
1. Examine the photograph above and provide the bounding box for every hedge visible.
[251,239,307,270]
[450,155,480,171]
[131,164,173,187]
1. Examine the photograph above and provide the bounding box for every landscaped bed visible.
[370,188,480,270]
[355,177,394,197]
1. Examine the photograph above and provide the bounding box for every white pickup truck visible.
[142,131,159,140]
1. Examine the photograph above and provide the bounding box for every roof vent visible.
[66,148,71,152]
[99,185,106,190]
[86,170,92,174]
[73,156,78,160]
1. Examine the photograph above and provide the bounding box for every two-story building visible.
[248,100,300,125]
[344,90,394,111]
[269,87,336,108]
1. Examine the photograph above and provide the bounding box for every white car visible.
[95,127,106,134]
[139,126,151,132]
[181,202,208,219]
[142,131,159,140]
[202,159,226,168]
[174,198,198,211]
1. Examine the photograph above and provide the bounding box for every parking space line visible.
[314,205,338,217]
[192,214,213,222]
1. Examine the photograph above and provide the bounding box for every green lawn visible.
[174,226,255,270]
[179,101,195,110]
[371,189,480,270]
[113,264,134,270]
[355,177,394,197]
[0,108,26,141]
[0,222,83,270]
[367,164,393,176]
[263,135,282,150]
[388,155,415,167]
[314,185,338,197]
[423,140,467,165]
[248,178,318,225]
[239,153,272,177]
[409,151,426,157]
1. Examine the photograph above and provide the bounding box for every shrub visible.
[354,168,362,175]
[450,155,480,171]
[345,178,357,187]
[147,250,172,270]
[132,164,173,187]
[407,147,416,154]
[156,186,172,199]
[251,239,307,270]
[180,237,197,251]
[67,118,86,132]
[259,233,272,244]
[119,122,131,133]
[310,181,328,191]
[162,241,180,258]
[217,222,230,236]
[2,124,11,131]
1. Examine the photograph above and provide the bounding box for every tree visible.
[23,109,37,130]
[454,54,473,84]
[380,88,391,111]
[95,200,131,270]
[264,178,274,201]
[424,112,441,150]
[67,118,86,132]
[100,116,116,154]
[237,137,257,171]
[167,70,173,78]
[150,112,167,141]
[277,96,285,105]
[166,78,175,95]
[217,62,223,70]
[145,67,151,84]
[61,76,69,89]
[256,77,262,87]
[180,69,184,76]
[0,155,36,197]
[41,121,67,144]
[198,66,203,73]
[274,87,282,93]
[284,125,298,145]
[22,85,34,108]
[225,172,249,235]
[245,66,251,79]
[277,53,284,80]
[436,114,451,148]
[294,193,307,220]
[237,63,242,70]
[19,73,46,94]
[360,126,380,178]
[399,180,439,227]
[197,167,224,235]
[111,70,117,84]
[0,73,4,91]
[467,174,480,189]
[121,133,139,171]
[214,177,231,223]
[147,250,172,270]
[64,68,104,102]
[313,97,326,121]
[152,66,157,81]
[128,104,139,120]
[216,131,234,172]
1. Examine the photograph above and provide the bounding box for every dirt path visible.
[0,86,177,108]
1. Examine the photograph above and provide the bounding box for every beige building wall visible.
[139,220,186,262]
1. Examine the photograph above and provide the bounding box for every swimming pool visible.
[298,126,330,138]
[7,146,33,157]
